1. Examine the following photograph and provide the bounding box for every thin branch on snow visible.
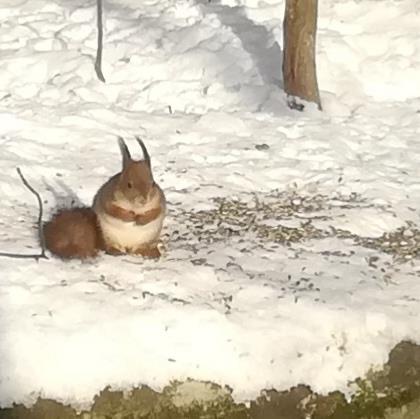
[95,0,106,82]
[0,168,48,261]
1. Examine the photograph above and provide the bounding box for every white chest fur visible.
[97,210,165,251]
[95,187,166,252]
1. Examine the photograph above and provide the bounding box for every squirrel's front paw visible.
[134,245,161,259]
[135,207,161,225]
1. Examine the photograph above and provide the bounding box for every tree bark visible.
[283,0,322,110]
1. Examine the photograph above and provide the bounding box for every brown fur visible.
[102,202,163,225]
[134,206,162,225]
[94,161,158,216]
[44,207,102,259]
[93,138,166,255]
[134,245,161,258]
[117,160,154,201]
[103,243,161,259]
[104,202,137,222]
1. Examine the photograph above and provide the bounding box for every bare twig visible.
[0,168,48,261]
[17,168,47,257]
[95,0,106,82]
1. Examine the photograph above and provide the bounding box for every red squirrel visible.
[44,137,166,259]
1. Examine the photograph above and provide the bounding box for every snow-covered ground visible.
[1,0,420,409]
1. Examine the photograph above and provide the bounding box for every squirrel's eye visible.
[127,182,133,189]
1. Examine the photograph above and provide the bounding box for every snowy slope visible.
[1,0,420,408]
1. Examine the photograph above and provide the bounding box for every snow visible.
[1,0,420,409]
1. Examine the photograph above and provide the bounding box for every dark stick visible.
[17,168,48,258]
[0,252,47,260]
[0,168,48,261]
[95,0,106,82]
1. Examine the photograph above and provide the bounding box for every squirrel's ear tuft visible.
[118,136,131,168]
[135,136,151,168]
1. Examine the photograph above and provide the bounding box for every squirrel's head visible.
[115,137,156,205]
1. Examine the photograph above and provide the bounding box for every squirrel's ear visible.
[118,136,131,168]
[135,136,151,168]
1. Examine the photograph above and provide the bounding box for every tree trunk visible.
[283,0,322,110]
